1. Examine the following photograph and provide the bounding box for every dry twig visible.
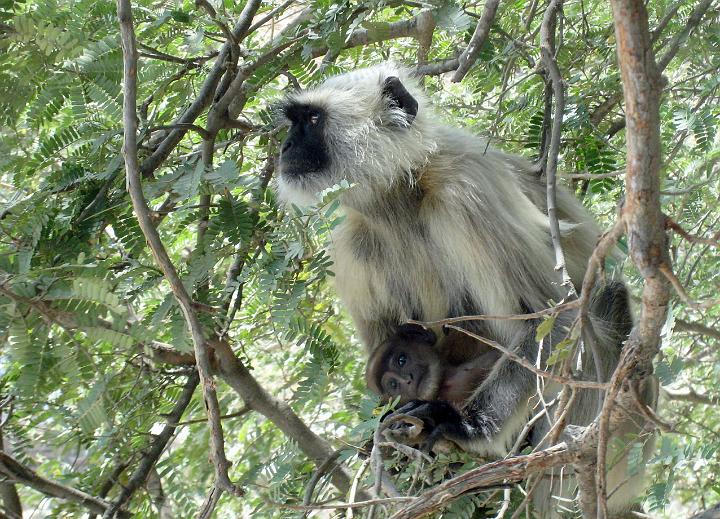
[445,325,608,390]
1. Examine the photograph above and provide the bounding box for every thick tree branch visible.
[117,0,239,500]
[211,338,366,500]
[389,444,573,518]
[450,0,501,82]
[0,452,127,518]
[590,1,671,517]
[0,431,21,519]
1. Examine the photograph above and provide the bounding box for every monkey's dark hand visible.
[382,399,474,453]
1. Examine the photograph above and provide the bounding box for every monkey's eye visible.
[388,379,398,392]
[396,354,407,367]
[309,112,320,125]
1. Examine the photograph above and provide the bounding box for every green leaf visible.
[535,315,556,342]
[172,161,204,200]
[546,337,575,366]
[73,277,124,314]
[84,327,135,349]
[76,379,108,434]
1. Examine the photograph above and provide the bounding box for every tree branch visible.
[139,0,261,178]
[0,279,197,366]
[689,503,720,519]
[211,339,367,500]
[674,318,720,341]
[592,1,671,516]
[444,325,607,389]
[0,452,126,518]
[539,0,576,296]
[450,0,501,82]
[0,430,21,519]
[389,444,573,518]
[663,387,719,406]
[592,0,714,134]
[117,0,239,500]
[656,0,715,71]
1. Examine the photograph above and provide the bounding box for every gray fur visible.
[276,63,651,517]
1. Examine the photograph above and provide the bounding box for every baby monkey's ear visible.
[395,323,436,345]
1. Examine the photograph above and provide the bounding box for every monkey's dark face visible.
[279,103,330,180]
[379,342,442,403]
[366,324,443,404]
[275,65,434,207]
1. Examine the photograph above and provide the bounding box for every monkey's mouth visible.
[279,152,328,179]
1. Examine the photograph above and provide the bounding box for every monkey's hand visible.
[383,400,498,453]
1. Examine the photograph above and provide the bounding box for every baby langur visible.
[366,324,500,407]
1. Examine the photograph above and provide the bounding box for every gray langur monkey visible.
[275,63,656,516]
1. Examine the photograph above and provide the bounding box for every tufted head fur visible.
[275,63,439,206]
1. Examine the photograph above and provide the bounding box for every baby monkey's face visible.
[379,340,442,403]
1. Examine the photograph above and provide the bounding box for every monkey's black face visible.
[279,103,330,179]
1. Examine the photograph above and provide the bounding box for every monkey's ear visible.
[382,76,419,124]
[396,323,436,345]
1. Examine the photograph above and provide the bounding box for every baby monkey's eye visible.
[388,379,398,391]
[309,112,320,125]
[397,353,407,367]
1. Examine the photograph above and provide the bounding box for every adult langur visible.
[275,63,655,516]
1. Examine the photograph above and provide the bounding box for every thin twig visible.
[630,382,672,432]
[444,325,608,389]
[656,0,715,71]
[302,450,343,506]
[659,262,717,310]
[103,373,199,517]
[195,0,237,45]
[148,124,211,140]
[410,299,581,327]
[666,217,719,247]
[269,496,415,511]
[345,458,371,519]
[247,0,296,33]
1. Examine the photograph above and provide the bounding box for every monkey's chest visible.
[331,218,449,323]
